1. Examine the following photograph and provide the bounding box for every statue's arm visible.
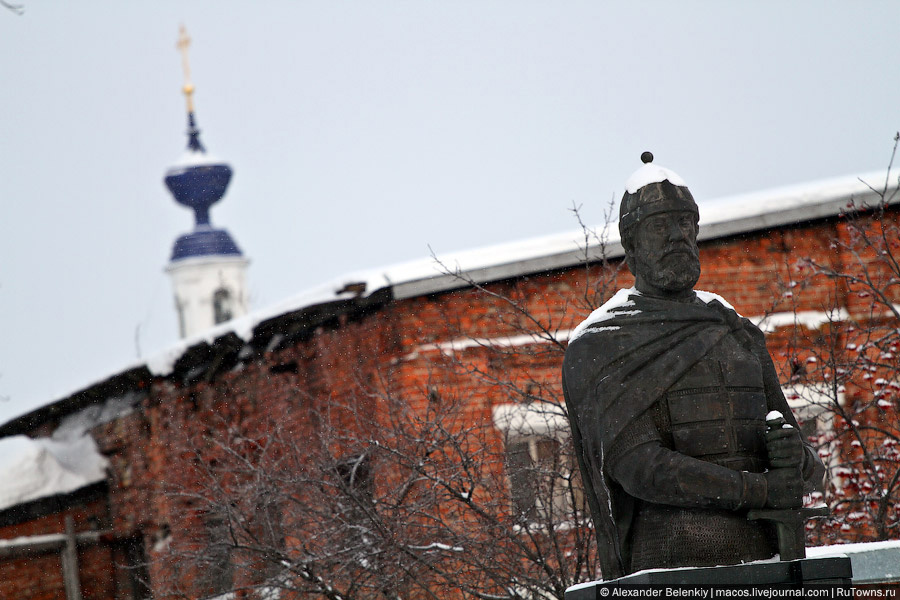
[743,320,827,493]
[606,410,768,511]
[565,325,767,512]
[765,388,826,493]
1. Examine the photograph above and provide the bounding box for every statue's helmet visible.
[618,152,698,246]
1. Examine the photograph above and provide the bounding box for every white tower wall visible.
[166,255,250,338]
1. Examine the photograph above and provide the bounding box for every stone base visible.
[566,557,853,600]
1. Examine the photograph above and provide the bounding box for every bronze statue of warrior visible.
[562,154,825,579]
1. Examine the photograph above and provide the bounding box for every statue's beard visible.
[634,244,701,295]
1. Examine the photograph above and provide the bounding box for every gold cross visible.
[176,25,195,112]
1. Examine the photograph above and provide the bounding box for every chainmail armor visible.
[630,505,776,571]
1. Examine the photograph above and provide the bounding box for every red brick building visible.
[0,171,898,598]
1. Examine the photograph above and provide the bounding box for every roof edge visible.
[4,170,896,433]
[0,366,152,438]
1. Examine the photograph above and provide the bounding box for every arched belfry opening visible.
[212,287,234,325]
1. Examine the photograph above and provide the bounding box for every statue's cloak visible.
[562,288,790,580]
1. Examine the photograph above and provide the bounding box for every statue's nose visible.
[667,221,688,241]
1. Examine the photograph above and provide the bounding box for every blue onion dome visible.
[165,112,243,261]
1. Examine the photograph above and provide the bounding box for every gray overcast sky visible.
[1,2,898,424]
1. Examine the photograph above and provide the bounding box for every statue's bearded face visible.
[629,210,700,297]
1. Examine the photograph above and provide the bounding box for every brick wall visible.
[1,207,899,597]
[0,491,123,600]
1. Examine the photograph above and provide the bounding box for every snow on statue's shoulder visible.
[695,289,739,313]
[570,288,639,342]
[569,288,745,344]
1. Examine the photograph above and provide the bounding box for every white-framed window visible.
[783,383,843,440]
[782,383,845,492]
[492,403,583,523]
[213,287,234,324]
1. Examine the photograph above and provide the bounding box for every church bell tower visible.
[165,26,249,339]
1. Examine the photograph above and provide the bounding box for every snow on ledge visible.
[751,308,851,333]
[565,541,900,588]
[492,402,568,439]
[807,539,900,556]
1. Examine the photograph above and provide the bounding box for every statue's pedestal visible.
[566,557,852,599]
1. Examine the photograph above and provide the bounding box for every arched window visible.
[175,298,187,338]
[213,288,234,324]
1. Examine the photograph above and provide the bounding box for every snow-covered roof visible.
[3,169,897,436]
[0,392,140,511]
[396,169,895,300]
[0,435,107,512]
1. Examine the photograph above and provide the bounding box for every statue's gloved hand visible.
[765,424,804,469]
[764,468,803,509]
